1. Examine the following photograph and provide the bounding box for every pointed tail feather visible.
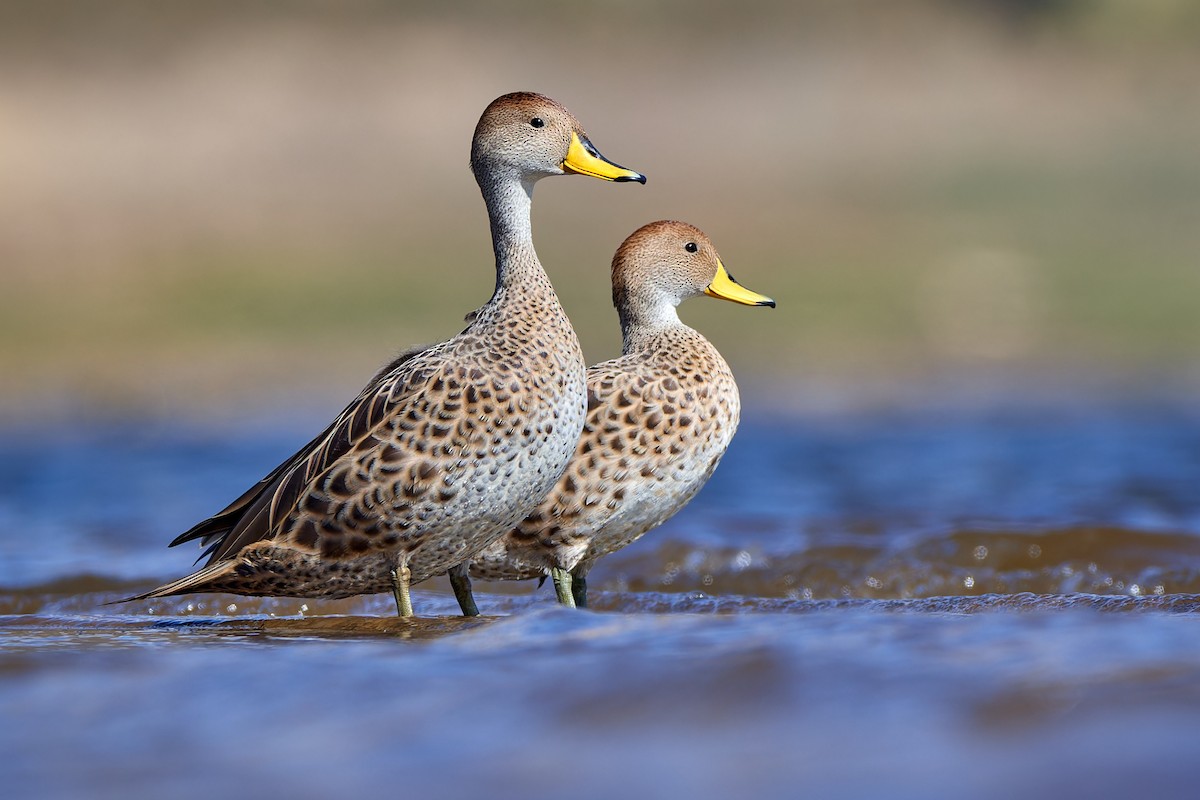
[114,562,239,604]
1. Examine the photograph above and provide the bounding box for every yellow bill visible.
[561,132,647,183]
[705,261,776,307]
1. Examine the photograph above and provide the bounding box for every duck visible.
[125,92,646,616]
[452,220,773,613]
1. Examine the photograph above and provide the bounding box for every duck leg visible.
[549,567,576,608]
[571,572,588,609]
[390,562,414,618]
[448,562,480,617]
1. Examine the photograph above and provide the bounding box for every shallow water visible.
[4,401,1200,799]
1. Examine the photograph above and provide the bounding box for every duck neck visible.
[478,172,544,298]
[618,297,684,353]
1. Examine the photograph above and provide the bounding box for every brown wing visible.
[169,344,431,565]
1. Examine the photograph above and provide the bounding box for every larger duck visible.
[127,92,645,616]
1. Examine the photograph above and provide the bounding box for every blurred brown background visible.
[2,0,1198,421]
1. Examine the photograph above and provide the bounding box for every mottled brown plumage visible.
[463,221,774,608]
[126,92,645,612]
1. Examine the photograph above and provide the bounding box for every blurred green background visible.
[1,0,1198,420]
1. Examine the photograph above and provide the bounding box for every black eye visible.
[530,117,545,128]
[685,242,698,253]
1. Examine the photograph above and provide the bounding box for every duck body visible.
[160,284,586,600]
[127,92,645,610]
[463,221,774,606]
[468,324,739,584]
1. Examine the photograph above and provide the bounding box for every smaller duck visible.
[452,220,774,613]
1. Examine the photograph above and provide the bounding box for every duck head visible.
[471,92,647,187]
[612,221,775,318]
